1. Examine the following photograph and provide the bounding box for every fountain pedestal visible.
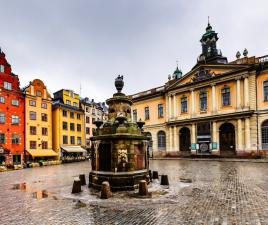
[88,76,150,191]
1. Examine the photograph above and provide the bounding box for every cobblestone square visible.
[0,160,267,225]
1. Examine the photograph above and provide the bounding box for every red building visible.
[0,48,25,165]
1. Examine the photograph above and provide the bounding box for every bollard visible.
[100,181,112,199]
[79,174,86,186]
[148,170,152,181]
[160,175,169,186]
[72,178,82,194]
[138,180,148,196]
[152,171,159,179]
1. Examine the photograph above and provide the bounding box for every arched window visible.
[157,131,166,150]
[262,120,268,149]
[263,81,268,101]
[221,86,230,106]
[199,89,207,111]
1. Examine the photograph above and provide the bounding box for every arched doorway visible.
[261,120,268,149]
[179,127,191,152]
[219,123,236,155]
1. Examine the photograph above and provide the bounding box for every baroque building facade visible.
[0,49,25,165]
[24,79,57,161]
[131,23,268,157]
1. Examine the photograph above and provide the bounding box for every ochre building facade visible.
[131,23,268,157]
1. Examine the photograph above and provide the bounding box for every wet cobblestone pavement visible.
[0,160,267,225]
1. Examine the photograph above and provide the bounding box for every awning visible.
[60,145,87,153]
[27,149,58,157]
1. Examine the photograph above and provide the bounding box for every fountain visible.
[88,75,150,191]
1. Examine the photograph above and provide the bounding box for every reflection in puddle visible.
[12,183,49,199]
[33,190,48,199]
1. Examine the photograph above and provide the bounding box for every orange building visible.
[131,22,268,157]
[0,48,25,165]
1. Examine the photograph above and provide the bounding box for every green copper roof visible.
[173,66,182,79]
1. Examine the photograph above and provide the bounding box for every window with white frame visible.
[0,96,5,103]
[4,81,12,90]
[11,115,19,124]
[0,113,5,123]
[0,65,4,72]
[11,99,19,106]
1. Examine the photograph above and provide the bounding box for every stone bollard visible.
[138,180,148,196]
[152,171,159,179]
[148,170,152,181]
[160,175,169,186]
[100,181,112,199]
[71,178,82,194]
[79,174,86,186]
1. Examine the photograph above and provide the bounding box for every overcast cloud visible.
[0,0,267,101]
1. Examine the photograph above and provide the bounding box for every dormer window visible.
[0,65,4,72]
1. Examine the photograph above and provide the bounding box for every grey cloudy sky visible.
[1,0,267,102]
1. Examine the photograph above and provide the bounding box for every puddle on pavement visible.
[12,182,49,199]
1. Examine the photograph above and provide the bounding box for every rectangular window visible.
[77,124,81,132]
[77,114,81,120]
[30,141,36,149]
[11,115,19,124]
[30,111,36,120]
[41,102,47,109]
[70,112,74,118]
[42,127,48,136]
[92,118,95,124]
[181,97,188,113]
[86,127,90,134]
[0,96,5,103]
[264,81,268,101]
[63,135,68,144]
[73,102,78,107]
[86,116,90,123]
[11,99,19,106]
[86,107,89,113]
[4,81,12,90]
[70,136,75,145]
[0,113,5,123]
[41,113,47,122]
[36,90,42,97]
[70,123,75,131]
[62,110,67,117]
[66,100,71,105]
[77,137,82,145]
[133,109,137,122]
[145,107,150,120]
[29,100,36,106]
[0,133,5,144]
[0,65,4,72]
[221,86,231,106]
[200,90,207,111]
[92,109,95,115]
[42,141,48,149]
[158,104,164,118]
[30,126,36,135]
[62,121,68,130]
[12,134,19,144]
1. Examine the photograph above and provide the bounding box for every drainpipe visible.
[256,69,260,156]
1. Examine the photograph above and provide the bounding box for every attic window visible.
[0,65,4,72]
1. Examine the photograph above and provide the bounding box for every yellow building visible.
[24,79,57,161]
[52,89,86,161]
[131,22,268,157]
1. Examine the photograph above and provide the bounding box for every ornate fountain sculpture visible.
[89,75,150,190]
